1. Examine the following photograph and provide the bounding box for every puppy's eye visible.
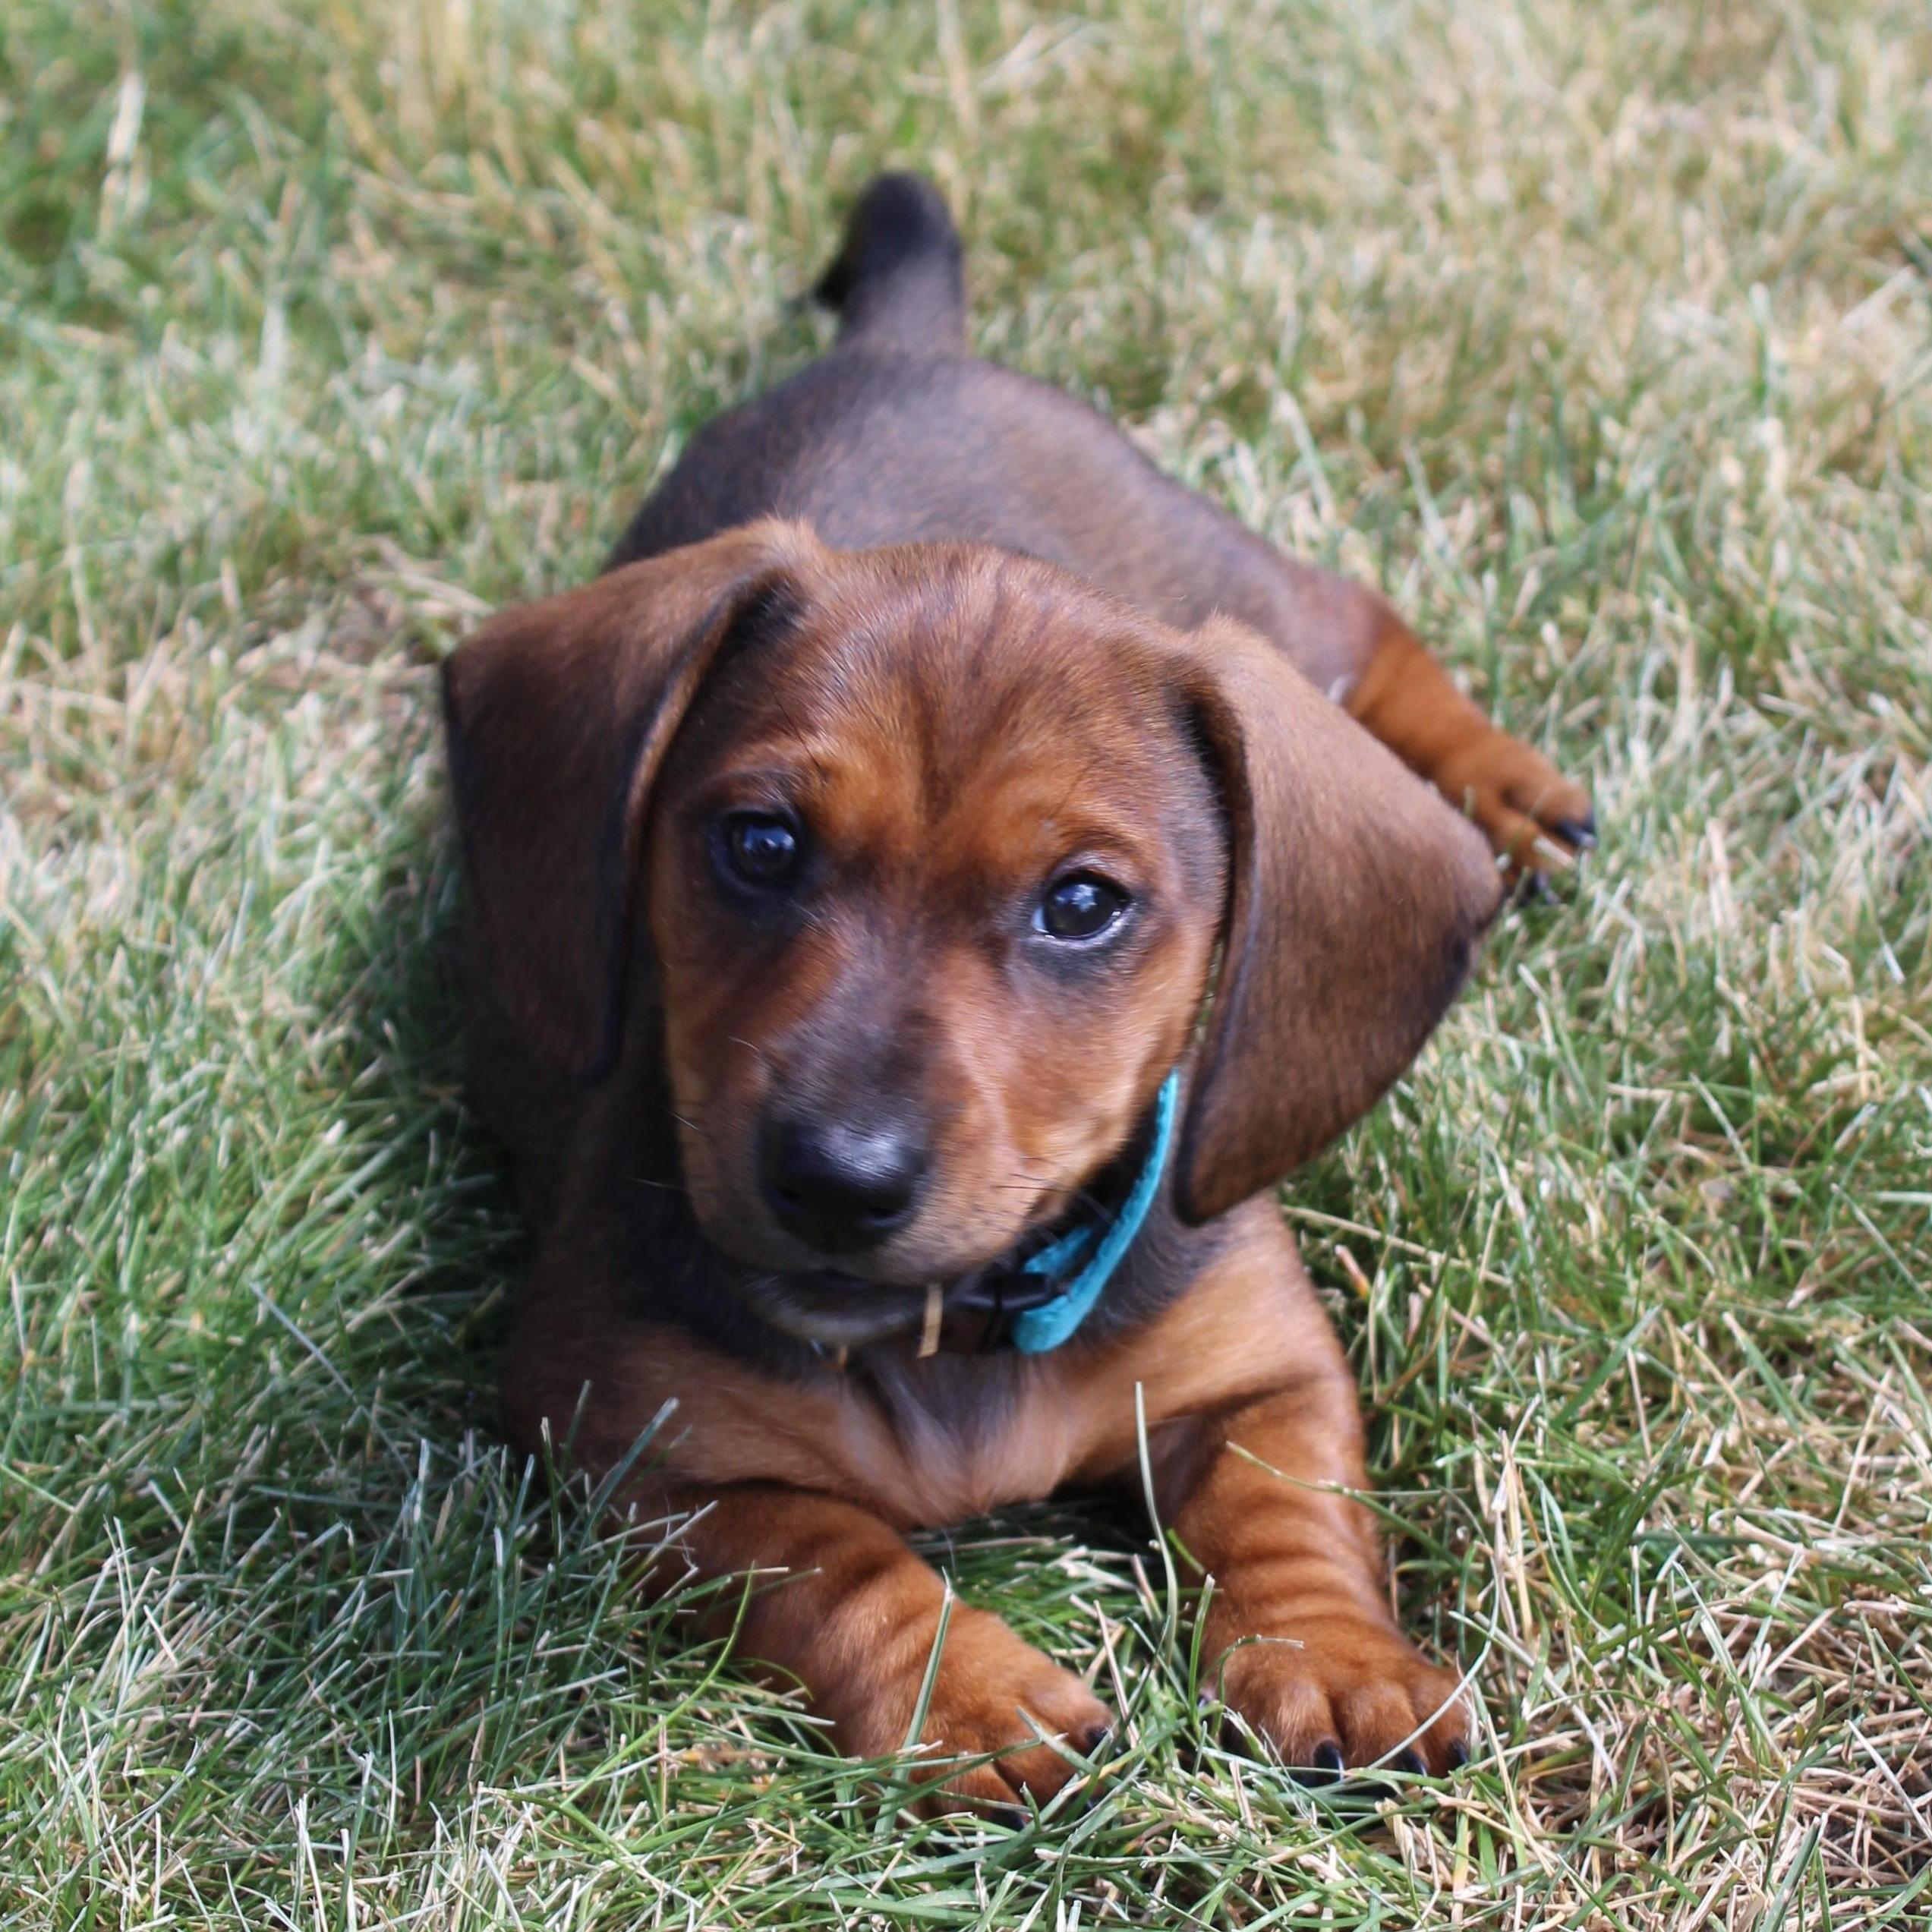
[1035,872,1129,941]
[722,811,802,886]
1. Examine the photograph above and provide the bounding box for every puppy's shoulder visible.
[1052,1198,1337,1476]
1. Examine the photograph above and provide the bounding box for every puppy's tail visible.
[813,172,966,356]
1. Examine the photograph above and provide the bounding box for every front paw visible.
[846,1605,1113,1817]
[1433,727,1595,884]
[1210,1614,1468,1778]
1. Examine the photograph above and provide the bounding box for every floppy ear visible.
[1171,616,1505,1223]
[442,519,824,1081]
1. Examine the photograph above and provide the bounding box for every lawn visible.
[3,0,1930,1925]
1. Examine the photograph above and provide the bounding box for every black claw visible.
[1301,1738,1345,1784]
[1514,868,1560,906]
[1552,811,1597,850]
[1077,1722,1114,1760]
[1446,1738,1470,1771]
[1391,1748,1427,1778]
[988,1804,1028,1831]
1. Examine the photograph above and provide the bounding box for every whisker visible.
[726,1033,776,1070]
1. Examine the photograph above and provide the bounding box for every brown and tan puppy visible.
[443,175,1592,1812]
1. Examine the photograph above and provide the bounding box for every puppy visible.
[443,175,1592,1811]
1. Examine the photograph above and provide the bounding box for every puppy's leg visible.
[1159,1366,1469,1777]
[652,1484,1112,1813]
[1344,613,1595,878]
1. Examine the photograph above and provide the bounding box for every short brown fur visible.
[443,177,1591,1809]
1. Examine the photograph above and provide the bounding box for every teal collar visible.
[1007,1070,1182,1354]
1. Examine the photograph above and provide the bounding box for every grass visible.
[3,0,1930,1924]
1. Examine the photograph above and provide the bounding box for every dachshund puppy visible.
[443,175,1592,1811]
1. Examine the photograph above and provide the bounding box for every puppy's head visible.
[445,521,1501,1343]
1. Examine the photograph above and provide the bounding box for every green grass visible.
[4,0,1930,1924]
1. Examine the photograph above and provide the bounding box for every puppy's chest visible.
[660,1343,1110,1528]
[815,1354,1093,1528]
[655,1218,1309,1527]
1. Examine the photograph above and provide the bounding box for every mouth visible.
[732,1269,938,1347]
[726,1246,1082,1352]
[705,1210,1038,1347]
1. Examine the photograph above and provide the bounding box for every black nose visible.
[760,1115,928,1254]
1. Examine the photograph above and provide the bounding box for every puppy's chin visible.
[689,1208,1028,1348]
[730,1272,939,1348]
